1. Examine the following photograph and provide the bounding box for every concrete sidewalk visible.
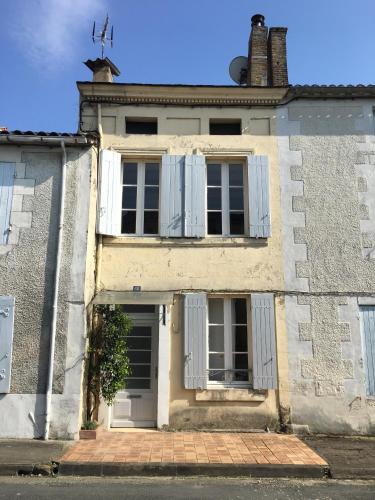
[0,439,71,476]
[58,431,328,478]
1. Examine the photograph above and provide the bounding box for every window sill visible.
[195,388,267,402]
[103,236,268,248]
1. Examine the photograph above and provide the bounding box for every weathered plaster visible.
[278,101,375,434]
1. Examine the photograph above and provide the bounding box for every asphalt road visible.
[0,477,374,499]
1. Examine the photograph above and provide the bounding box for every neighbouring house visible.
[0,132,97,439]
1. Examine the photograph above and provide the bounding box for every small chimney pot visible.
[251,14,265,27]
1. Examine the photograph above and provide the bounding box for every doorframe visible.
[99,304,170,430]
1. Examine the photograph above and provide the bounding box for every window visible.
[122,161,160,235]
[360,306,375,396]
[125,118,157,134]
[207,162,245,236]
[209,119,242,135]
[208,297,251,386]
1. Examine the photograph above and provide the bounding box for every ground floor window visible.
[208,297,251,386]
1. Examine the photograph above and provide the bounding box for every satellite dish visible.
[229,56,248,85]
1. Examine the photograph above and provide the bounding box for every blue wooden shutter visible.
[251,293,277,389]
[0,163,15,245]
[248,155,271,238]
[360,306,375,396]
[97,149,122,236]
[0,296,15,393]
[183,293,207,389]
[160,155,184,237]
[184,155,206,238]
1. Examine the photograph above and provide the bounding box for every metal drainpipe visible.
[44,140,67,440]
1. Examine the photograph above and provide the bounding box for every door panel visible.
[111,321,158,427]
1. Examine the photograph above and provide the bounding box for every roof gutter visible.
[0,135,96,146]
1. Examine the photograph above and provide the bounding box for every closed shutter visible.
[97,149,122,236]
[248,155,271,238]
[251,293,277,389]
[0,163,15,245]
[183,293,207,389]
[160,155,184,237]
[0,296,15,393]
[360,306,375,396]
[184,155,206,238]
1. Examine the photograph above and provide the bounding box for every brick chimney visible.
[268,28,288,87]
[247,14,268,86]
[84,57,120,83]
[246,15,288,87]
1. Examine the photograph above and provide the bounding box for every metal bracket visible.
[0,308,9,318]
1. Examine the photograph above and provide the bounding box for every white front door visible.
[111,319,158,427]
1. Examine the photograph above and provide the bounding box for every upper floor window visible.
[122,161,160,235]
[207,162,245,236]
[208,297,250,386]
[125,118,158,135]
[209,119,242,135]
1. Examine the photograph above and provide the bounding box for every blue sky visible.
[1,0,375,132]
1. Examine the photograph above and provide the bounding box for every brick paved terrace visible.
[61,431,327,466]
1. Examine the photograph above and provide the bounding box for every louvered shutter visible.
[97,149,122,236]
[184,155,206,238]
[0,163,15,245]
[248,155,271,238]
[0,296,15,393]
[360,306,375,396]
[251,293,277,389]
[160,155,184,237]
[183,293,207,389]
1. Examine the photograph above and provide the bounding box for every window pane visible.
[208,370,225,382]
[122,211,136,233]
[229,165,243,186]
[128,350,151,364]
[207,188,222,210]
[127,337,152,350]
[123,163,138,184]
[144,186,159,209]
[209,326,225,351]
[127,325,153,336]
[125,379,150,389]
[208,298,224,324]
[234,354,249,370]
[130,365,151,378]
[144,211,159,234]
[209,354,225,381]
[122,186,137,209]
[230,212,244,235]
[233,298,247,324]
[208,212,222,234]
[233,325,248,352]
[233,371,249,382]
[207,164,221,186]
[229,188,244,210]
[145,163,159,185]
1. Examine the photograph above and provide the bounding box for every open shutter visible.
[248,155,271,238]
[0,296,15,393]
[97,149,122,236]
[160,155,184,237]
[183,293,207,389]
[0,163,15,245]
[184,155,206,238]
[251,293,277,389]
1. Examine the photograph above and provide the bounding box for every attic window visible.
[125,117,158,134]
[209,119,242,135]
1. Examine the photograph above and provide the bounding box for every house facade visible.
[0,133,97,439]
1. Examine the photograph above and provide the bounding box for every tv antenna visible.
[92,14,113,59]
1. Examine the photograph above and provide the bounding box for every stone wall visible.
[278,101,375,434]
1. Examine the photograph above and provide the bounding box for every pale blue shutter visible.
[248,155,271,238]
[0,296,15,393]
[97,149,122,236]
[184,155,206,238]
[0,163,15,245]
[360,306,375,396]
[160,155,184,237]
[251,293,277,389]
[184,293,207,389]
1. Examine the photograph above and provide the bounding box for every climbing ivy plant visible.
[86,305,132,420]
